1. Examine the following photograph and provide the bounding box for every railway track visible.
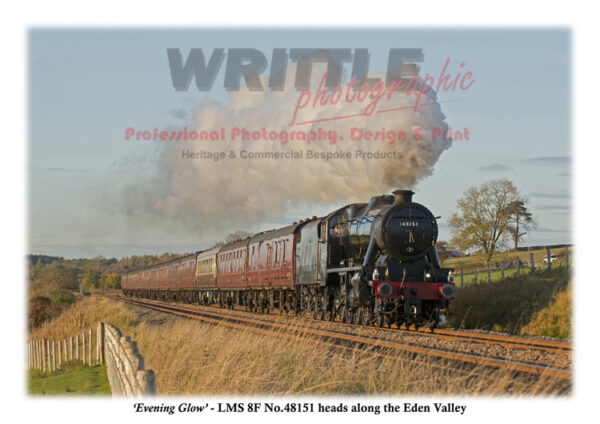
[112,293,570,355]
[113,295,572,382]
[243,303,571,355]
[414,327,571,353]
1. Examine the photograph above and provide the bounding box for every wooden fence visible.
[102,323,156,396]
[453,246,571,288]
[27,322,155,396]
[27,328,98,372]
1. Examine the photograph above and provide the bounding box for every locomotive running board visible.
[326,266,362,273]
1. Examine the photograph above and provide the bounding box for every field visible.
[29,296,570,395]
[28,362,110,395]
[441,246,572,286]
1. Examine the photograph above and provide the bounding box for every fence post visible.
[69,336,73,361]
[460,268,464,288]
[88,330,93,366]
[516,259,521,277]
[46,340,50,372]
[51,341,56,372]
[64,339,67,363]
[500,262,505,280]
[96,324,100,364]
[40,340,44,372]
[137,370,156,396]
[487,263,491,282]
[98,322,105,364]
[57,341,62,368]
[474,266,478,284]
[546,247,552,270]
[530,253,535,273]
[565,246,569,269]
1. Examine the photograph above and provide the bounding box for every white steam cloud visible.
[118,64,452,241]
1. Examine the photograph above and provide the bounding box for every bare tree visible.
[212,230,255,248]
[449,179,527,263]
[506,200,536,250]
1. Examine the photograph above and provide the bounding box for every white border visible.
[2,1,597,422]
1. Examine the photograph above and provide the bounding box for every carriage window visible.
[282,240,286,264]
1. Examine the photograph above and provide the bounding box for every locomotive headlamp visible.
[448,271,454,282]
[372,268,380,281]
[425,272,432,279]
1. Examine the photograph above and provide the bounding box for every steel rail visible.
[133,296,570,354]
[117,296,571,381]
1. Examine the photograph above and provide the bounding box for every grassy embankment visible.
[443,248,572,338]
[30,296,569,395]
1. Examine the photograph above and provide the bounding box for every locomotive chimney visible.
[393,189,414,204]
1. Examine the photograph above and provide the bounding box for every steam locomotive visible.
[121,190,456,329]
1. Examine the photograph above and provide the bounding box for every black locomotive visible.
[306,189,455,329]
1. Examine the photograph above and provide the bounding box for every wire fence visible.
[451,246,571,287]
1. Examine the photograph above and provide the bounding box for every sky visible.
[28,28,571,259]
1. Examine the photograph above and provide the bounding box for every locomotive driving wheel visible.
[308,290,317,319]
[337,303,349,323]
[348,309,355,324]
[333,284,349,323]
[358,307,370,326]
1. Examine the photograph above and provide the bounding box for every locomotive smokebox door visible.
[375,198,438,262]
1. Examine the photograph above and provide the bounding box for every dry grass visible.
[131,319,569,395]
[449,268,571,336]
[30,296,571,395]
[521,285,572,339]
[29,296,137,340]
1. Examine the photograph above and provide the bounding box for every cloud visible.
[477,163,512,172]
[536,227,570,233]
[529,192,571,199]
[523,156,571,165]
[534,205,571,211]
[47,167,84,173]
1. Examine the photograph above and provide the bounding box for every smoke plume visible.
[118,64,452,242]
